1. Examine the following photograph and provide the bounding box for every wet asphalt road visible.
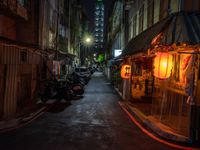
[0,72,177,150]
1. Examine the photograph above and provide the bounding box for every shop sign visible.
[121,64,131,79]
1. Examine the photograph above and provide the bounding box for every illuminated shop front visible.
[121,11,200,143]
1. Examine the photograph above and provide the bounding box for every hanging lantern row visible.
[153,52,173,80]
[120,52,173,80]
[121,64,131,79]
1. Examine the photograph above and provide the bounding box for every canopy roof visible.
[122,11,200,56]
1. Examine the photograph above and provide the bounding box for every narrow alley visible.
[0,72,176,150]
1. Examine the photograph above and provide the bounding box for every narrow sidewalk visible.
[0,100,52,132]
[113,86,200,149]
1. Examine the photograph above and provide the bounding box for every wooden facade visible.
[0,43,42,118]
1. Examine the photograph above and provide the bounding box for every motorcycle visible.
[65,78,85,96]
[39,79,74,102]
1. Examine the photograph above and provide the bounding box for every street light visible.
[82,34,93,46]
[79,34,94,66]
[85,37,91,43]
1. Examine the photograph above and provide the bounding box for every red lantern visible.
[153,52,173,79]
[121,64,131,79]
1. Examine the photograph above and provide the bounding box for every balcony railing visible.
[0,0,28,20]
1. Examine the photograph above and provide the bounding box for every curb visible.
[114,87,123,97]
[0,106,47,133]
[118,101,199,150]
[143,119,189,143]
[123,102,190,143]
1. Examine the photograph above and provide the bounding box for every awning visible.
[58,50,76,60]
[45,49,76,61]
[122,11,200,56]
[160,11,200,45]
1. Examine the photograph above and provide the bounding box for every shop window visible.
[173,54,180,82]
[133,62,142,76]
[171,53,195,94]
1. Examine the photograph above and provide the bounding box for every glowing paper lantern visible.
[153,52,173,79]
[121,65,131,79]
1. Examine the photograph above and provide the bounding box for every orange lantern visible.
[153,52,173,79]
[121,64,131,79]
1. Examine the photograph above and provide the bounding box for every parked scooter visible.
[69,72,86,86]
[65,77,85,95]
[39,79,74,102]
[71,72,90,85]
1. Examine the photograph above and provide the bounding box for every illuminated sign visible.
[114,49,122,57]
[121,65,131,79]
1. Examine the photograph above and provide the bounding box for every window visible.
[133,15,137,38]
[147,0,154,27]
[139,5,144,33]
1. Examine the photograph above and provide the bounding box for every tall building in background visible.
[94,0,104,53]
